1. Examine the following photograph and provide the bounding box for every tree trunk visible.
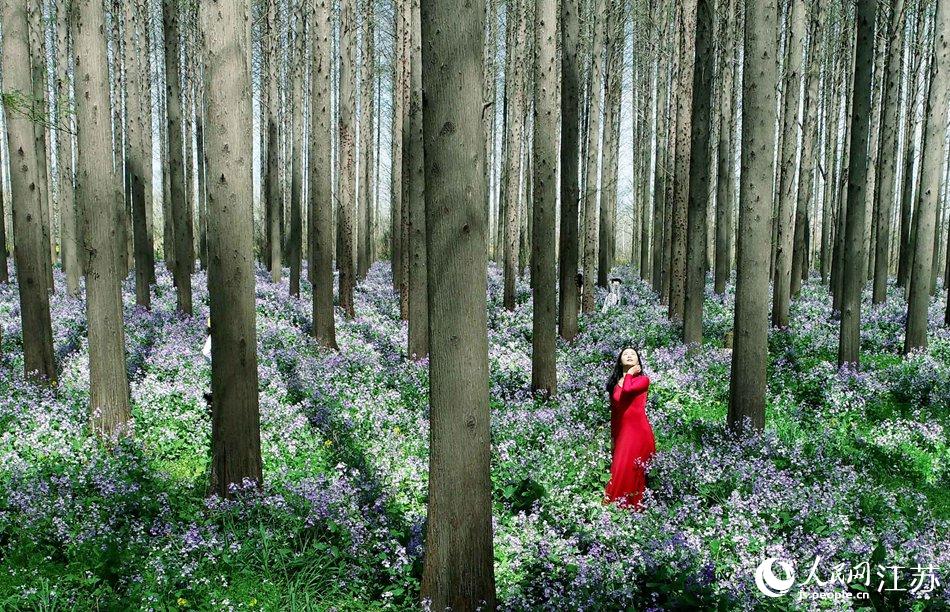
[838,0,875,368]
[200,0,264,497]
[905,0,948,352]
[289,4,304,297]
[164,0,193,314]
[357,0,375,280]
[2,0,57,384]
[791,2,822,298]
[418,0,496,602]
[683,0,711,347]
[73,0,131,435]
[714,0,736,294]
[531,0,557,396]
[668,0,698,324]
[557,0,581,340]
[56,0,79,295]
[771,0,805,328]
[597,0,623,289]
[27,0,54,294]
[728,0,777,434]
[581,0,607,313]
[338,0,357,317]
[123,0,152,308]
[407,0,428,358]
[502,0,526,310]
[391,0,405,300]
[310,0,338,349]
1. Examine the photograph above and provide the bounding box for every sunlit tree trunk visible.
[2,0,57,384]
[73,0,131,435]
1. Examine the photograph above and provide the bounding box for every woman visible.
[603,346,656,510]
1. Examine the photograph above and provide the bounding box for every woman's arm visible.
[618,372,649,399]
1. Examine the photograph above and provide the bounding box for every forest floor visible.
[0,260,947,610]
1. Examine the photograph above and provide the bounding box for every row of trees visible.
[2,0,949,606]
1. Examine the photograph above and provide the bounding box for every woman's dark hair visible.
[606,346,644,394]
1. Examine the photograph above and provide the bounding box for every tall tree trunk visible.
[905,0,948,352]
[418,0,496,602]
[2,0,57,384]
[264,0,281,283]
[502,0,526,311]
[124,0,152,308]
[791,2,822,298]
[338,0,357,317]
[398,3,410,319]
[27,0,53,294]
[557,0,581,340]
[357,0,375,279]
[581,0,607,313]
[531,0,557,395]
[714,0,736,294]
[74,0,131,435]
[771,0,806,328]
[668,0,698,324]
[597,0,623,289]
[200,0,264,497]
[728,0,777,434]
[407,0,428,358]
[683,0,711,347]
[56,0,79,296]
[311,0,338,349]
[289,4,304,297]
[838,0,875,368]
[391,0,405,300]
[164,0,193,314]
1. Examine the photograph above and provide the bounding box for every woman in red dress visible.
[603,347,656,510]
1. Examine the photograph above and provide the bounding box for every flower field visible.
[0,262,947,610]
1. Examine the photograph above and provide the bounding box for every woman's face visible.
[620,348,639,368]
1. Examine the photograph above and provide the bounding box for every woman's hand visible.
[627,365,641,376]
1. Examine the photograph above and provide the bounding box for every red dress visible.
[604,373,655,509]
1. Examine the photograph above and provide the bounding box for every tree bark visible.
[771,0,806,328]
[338,0,357,317]
[200,0,264,497]
[683,0,711,347]
[310,0,338,349]
[581,0,607,313]
[714,0,736,295]
[668,0,698,324]
[164,0,193,314]
[905,0,948,352]
[2,0,57,384]
[728,0,777,434]
[597,0,623,289]
[56,0,79,295]
[418,0,496,601]
[837,0,875,368]
[557,0,581,340]
[407,0,428,358]
[531,0,557,395]
[357,0,375,279]
[289,4,304,297]
[502,0,526,311]
[73,0,131,435]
